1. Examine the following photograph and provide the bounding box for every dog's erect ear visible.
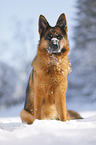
[56,13,67,33]
[39,15,50,38]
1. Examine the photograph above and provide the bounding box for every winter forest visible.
[0,0,96,145]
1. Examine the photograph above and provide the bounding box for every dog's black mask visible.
[45,33,62,54]
[39,13,67,54]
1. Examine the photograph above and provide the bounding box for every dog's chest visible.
[33,55,70,78]
[44,56,69,77]
[45,62,64,76]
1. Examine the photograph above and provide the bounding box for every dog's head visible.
[38,13,69,54]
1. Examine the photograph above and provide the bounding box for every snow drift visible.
[0,110,96,145]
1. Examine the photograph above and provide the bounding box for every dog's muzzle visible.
[47,38,61,54]
[51,38,59,50]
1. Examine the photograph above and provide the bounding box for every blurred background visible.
[0,0,96,116]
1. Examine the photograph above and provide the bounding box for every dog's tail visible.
[68,110,83,120]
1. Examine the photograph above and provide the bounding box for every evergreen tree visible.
[67,0,96,104]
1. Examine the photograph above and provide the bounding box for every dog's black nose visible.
[51,38,59,50]
[52,44,58,50]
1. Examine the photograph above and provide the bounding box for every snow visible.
[0,104,96,145]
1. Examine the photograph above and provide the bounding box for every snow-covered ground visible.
[0,104,96,145]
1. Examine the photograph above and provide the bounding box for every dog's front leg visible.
[55,83,69,121]
[59,95,69,121]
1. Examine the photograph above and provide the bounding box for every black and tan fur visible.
[20,13,82,124]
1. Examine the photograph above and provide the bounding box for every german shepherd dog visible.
[20,13,82,124]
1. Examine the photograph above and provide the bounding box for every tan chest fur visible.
[20,13,82,124]
[32,53,71,105]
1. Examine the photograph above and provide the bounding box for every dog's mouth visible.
[46,38,62,54]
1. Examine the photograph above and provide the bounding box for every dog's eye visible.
[56,34,62,40]
[46,34,52,40]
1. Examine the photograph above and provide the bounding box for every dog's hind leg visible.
[20,109,34,124]
[20,70,35,124]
